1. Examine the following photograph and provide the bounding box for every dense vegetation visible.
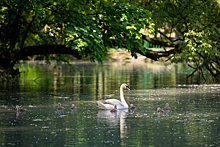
[0,0,220,82]
[143,0,220,82]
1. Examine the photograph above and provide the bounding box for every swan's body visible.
[71,104,77,110]
[57,103,64,110]
[16,105,26,112]
[164,103,170,110]
[157,107,164,113]
[97,101,114,109]
[97,84,130,110]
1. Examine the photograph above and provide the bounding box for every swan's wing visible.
[97,101,114,110]
[104,99,121,105]
[104,99,126,109]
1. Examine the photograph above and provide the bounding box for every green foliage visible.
[144,0,220,81]
[65,14,106,62]
[98,3,154,58]
[1,0,220,81]
[0,0,154,65]
[65,3,154,61]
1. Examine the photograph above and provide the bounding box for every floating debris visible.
[29,105,36,107]
[45,118,51,121]
[135,115,143,118]
[176,120,183,122]
[33,119,43,121]
[59,115,67,118]
[54,96,70,99]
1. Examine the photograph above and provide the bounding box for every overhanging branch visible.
[158,30,183,42]
[110,34,178,61]
[135,47,177,61]
[16,44,82,61]
[137,34,178,60]
[142,35,175,47]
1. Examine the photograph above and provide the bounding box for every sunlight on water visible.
[0,61,219,146]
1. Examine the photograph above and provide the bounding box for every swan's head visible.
[72,104,75,107]
[58,103,61,106]
[166,103,169,106]
[121,84,130,91]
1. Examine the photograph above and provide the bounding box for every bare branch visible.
[200,70,206,84]
[188,64,196,69]
[187,69,197,78]
[165,55,174,62]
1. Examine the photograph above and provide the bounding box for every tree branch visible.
[110,35,178,61]
[135,45,178,61]
[166,2,188,26]
[188,63,196,69]
[16,45,82,61]
[158,30,183,42]
[200,69,206,84]
[142,35,176,47]
[20,13,36,50]
[187,68,197,78]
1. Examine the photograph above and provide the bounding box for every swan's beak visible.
[126,87,130,91]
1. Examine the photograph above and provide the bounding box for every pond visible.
[0,61,219,146]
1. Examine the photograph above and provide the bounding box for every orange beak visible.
[126,87,130,91]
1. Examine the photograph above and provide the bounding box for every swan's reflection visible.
[97,109,128,139]
[16,112,26,119]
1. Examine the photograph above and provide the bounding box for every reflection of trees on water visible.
[96,71,99,100]
[96,70,107,100]
[0,62,213,94]
[97,109,128,139]
[80,70,84,95]
[0,62,214,107]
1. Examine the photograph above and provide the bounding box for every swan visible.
[157,107,164,113]
[110,105,117,112]
[97,84,130,110]
[57,103,64,110]
[71,104,77,110]
[16,105,26,112]
[130,104,136,109]
[164,103,170,110]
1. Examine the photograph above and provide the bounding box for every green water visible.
[0,61,219,146]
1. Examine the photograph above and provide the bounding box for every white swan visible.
[97,84,130,110]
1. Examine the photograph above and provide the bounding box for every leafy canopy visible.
[1,0,220,82]
[0,0,154,65]
[143,0,220,81]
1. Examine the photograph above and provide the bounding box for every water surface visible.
[0,61,219,146]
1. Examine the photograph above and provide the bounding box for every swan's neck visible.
[120,85,128,108]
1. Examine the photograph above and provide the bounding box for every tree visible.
[0,0,220,82]
[0,0,153,71]
[141,0,220,82]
